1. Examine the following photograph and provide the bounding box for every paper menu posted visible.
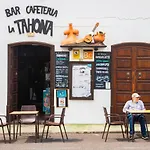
[58,97,66,107]
[105,82,110,89]
[72,64,91,97]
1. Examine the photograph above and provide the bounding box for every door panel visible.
[116,71,132,79]
[136,47,150,120]
[137,60,150,68]
[111,45,133,114]
[137,47,150,57]
[7,46,18,113]
[111,43,150,121]
[136,71,150,80]
[116,93,131,103]
[116,82,132,91]
[136,83,150,91]
[117,59,132,68]
[116,47,132,57]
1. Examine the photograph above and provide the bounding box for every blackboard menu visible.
[55,52,69,88]
[94,52,111,89]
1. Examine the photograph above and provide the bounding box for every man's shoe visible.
[142,136,149,140]
[129,135,134,141]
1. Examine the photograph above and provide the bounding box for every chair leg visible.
[146,124,149,137]
[59,125,65,142]
[102,123,107,139]
[145,120,149,137]
[41,125,46,142]
[20,122,21,136]
[46,126,50,139]
[18,115,21,136]
[125,123,129,140]
[63,124,68,140]
[1,126,6,143]
[105,124,110,142]
[16,123,19,139]
[7,125,11,143]
[16,116,21,139]
[121,125,125,138]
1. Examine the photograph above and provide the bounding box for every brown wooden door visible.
[111,43,150,116]
[7,45,18,114]
[50,45,55,115]
[7,42,55,117]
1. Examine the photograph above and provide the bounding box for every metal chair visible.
[16,105,36,138]
[41,108,68,142]
[0,114,11,143]
[102,107,126,142]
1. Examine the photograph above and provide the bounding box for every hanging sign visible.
[56,89,68,107]
[72,49,81,60]
[83,49,93,60]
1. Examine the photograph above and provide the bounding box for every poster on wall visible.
[43,88,50,114]
[55,52,69,88]
[83,49,94,60]
[94,52,111,89]
[72,49,81,60]
[72,64,92,98]
[56,89,68,107]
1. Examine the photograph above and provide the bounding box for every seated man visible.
[123,93,148,140]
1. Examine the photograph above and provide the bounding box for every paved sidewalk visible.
[0,124,150,150]
[0,132,150,150]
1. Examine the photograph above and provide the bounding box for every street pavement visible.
[0,132,150,150]
[0,124,150,150]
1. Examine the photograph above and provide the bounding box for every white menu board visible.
[72,64,92,97]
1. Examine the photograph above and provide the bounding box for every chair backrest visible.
[0,115,6,126]
[60,108,66,124]
[21,105,36,111]
[103,107,109,124]
[20,105,36,123]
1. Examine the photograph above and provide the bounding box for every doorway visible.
[111,43,150,116]
[7,42,54,117]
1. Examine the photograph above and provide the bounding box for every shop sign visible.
[5,5,59,36]
[72,49,81,60]
[83,49,93,59]
[56,89,68,107]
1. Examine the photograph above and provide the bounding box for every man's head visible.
[132,93,140,103]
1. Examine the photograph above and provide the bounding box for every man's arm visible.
[140,100,146,110]
[123,101,129,113]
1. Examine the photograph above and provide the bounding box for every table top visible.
[127,110,150,114]
[9,111,39,115]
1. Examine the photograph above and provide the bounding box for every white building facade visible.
[1,0,150,124]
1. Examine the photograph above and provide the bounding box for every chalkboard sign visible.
[94,52,111,89]
[55,52,69,88]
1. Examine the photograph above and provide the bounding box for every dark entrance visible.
[111,43,150,121]
[7,42,54,117]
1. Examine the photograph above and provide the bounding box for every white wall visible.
[1,0,150,123]
[65,90,111,124]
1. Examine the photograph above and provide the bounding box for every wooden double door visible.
[111,43,150,116]
[7,42,55,116]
